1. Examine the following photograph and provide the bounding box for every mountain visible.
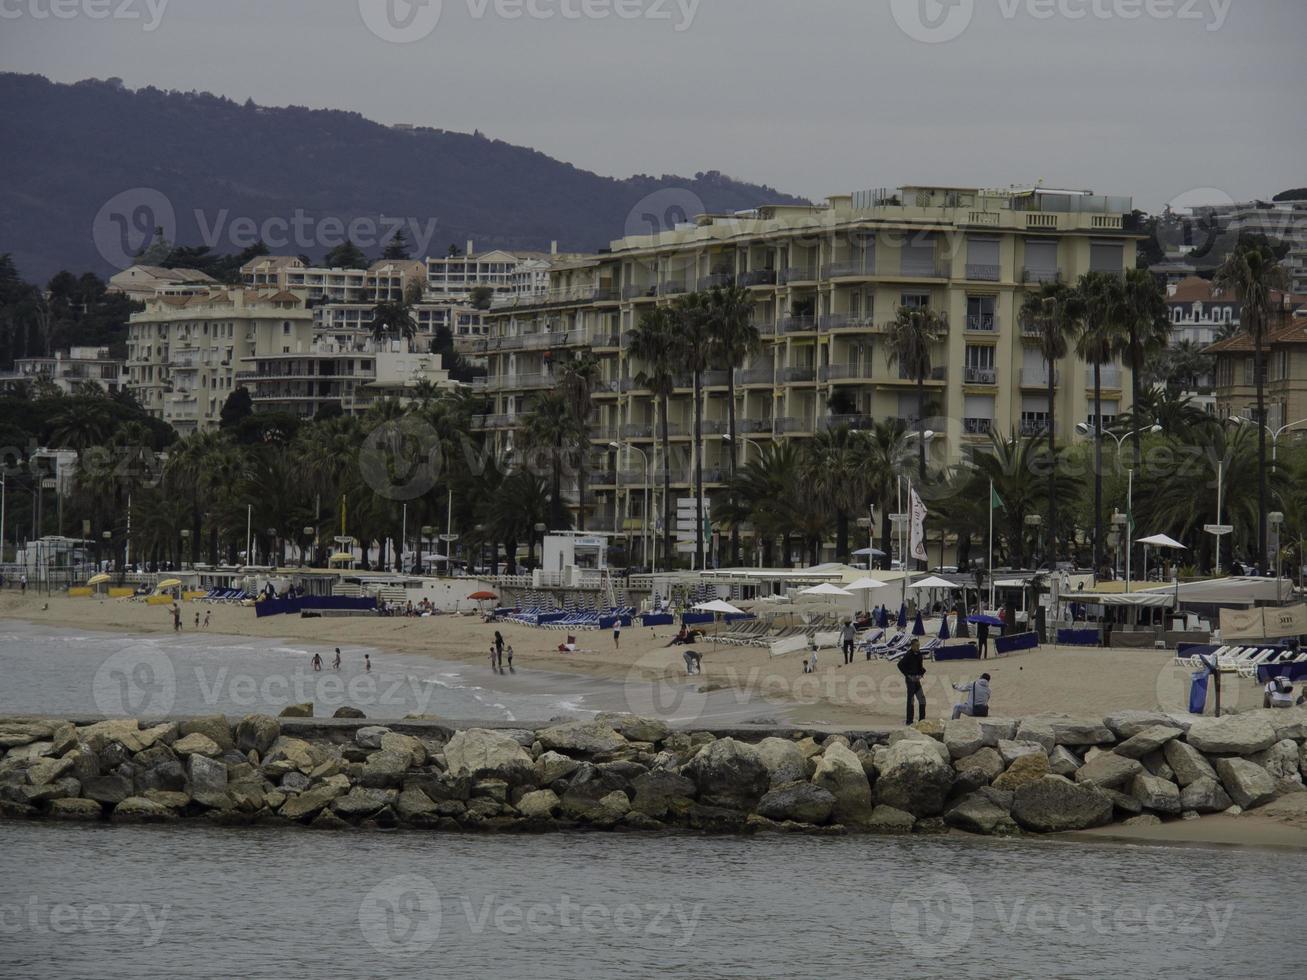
[0,73,810,283]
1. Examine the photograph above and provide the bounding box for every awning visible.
[1086,592,1176,608]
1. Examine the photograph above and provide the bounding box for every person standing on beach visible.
[494,631,505,669]
[364,654,372,673]
[977,620,990,659]
[20,573,27,593]
[171,605,182,632]
[613,619,622,650]
[840,620,856,666]
[506,645,514,672]
[311,653,323,672]
[897,639,927,726]
[333,648,341,670]
[194,611,200,629]
[203,610,210,629]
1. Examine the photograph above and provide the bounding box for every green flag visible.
[991,486,1006,512]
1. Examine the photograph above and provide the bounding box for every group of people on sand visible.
[491,631,515,674]
[894,638,993,725]
[310,648,370,673]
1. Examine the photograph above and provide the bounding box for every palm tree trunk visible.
[1130,335,1144,474]
[836,510,849,559]
[1046,359,1058,565]
[880,500,893,572]
[727,374,740,565]
[916,375,927,481]
[693,371,705,569]
[1093,362,1104,576]
[576,443,588,532]
[1255,330,1268,572]
[660,393,672,569]
[551,442,563,530]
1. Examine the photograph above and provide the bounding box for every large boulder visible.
[1269,706,1307,742]
[379,733,426,767]
[756,782,836,825]
[1250,740,1301,781]
[536,721,627,756]
[1131,773,1182,814]
[1105,711,1185,740]
[1214,758,1277,809]
[81,771,134,806]
[112,796,178,824]
[864,805,916,834]
[233,715,280,755]
[187,754,230,808]
[872,739,951,818]
[1043,717,1115,747]
[354,727,391,750]
[1013,720,1055,754]
[755,737,809,786]
[1011,776,1114,832]
[48,798,103,822]
[682,739,769,811]
[280,777,351,821]
[954,747,1005,783]
[517,789,561,820]
[263,737,316,774]
[536,751,581,785]
[1114,726,1183,759]
[278,703,313,719]
[360,751,413,789]
[1048,746,1082,777]
[599,715,670,744]
[394,787,441,826]
[1074,753,1143,791]
[997,740,1046,766]
[26,755,74,787]
[1179,776,1233,814]
[1185,714,1278,755]
[443,729,536,786]
[331,787,397,819]
[179,716,234,752]
[812,743,876,824]
[629,770,696,819]
[945,792,1019,836]
[992,753,1050,792]
[975,718,1017,744]
[172,733,222,758]
[1162,740,1218,787]
[943,719,986,760]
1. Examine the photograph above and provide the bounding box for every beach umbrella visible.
[877,606,889,629]
[847,576,888,613]
[1136,534,1187,550]
[467,591,498,602]
[88,573,111,586]
[939,617,951,640]
[897,605,908,629]
[968,614,1004,627]
[910,576,957,590]
[912,611,926,636]
[692,599,745,650]
[155,578,182,592]
[799,583,853,598]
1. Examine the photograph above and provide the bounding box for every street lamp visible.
[180,528,191,571]
[1077,422,1161,585]
[302,525,315,568]
[1025,514,1044,570]
[533,522,547,571]
[1110,511,1128,581]
[265,528,277,568]
[1269,511,1285,602]
[1230,416,1307,464]
[609,441,652,573]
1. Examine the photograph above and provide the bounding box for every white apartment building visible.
[0,347,125,396]
[1166,276,1239,347]
[108,265,218,302]
[1195,198,1307,294]
[479,183,1140,550]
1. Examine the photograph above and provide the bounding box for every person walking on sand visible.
[171,604,182,632]
[364,654,372,673]
[951,673,992,719]
[840,620,856,666]
[194,611,200,629]
[506,645,515,672]
[20,573,27,594]
[613,619,622,650]
[311,653,323,672]
[977,619,990,659]
[897,639,927,725]
[203,610,210,629]
[333,648,341,671]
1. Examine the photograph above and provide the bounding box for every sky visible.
[2,0,1304,212]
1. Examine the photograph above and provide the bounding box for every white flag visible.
[909,487,928,562]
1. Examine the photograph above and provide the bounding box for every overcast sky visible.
[3,0,1303,211]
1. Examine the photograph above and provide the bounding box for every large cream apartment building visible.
[477,184,1141,543]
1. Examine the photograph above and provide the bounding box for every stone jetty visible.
[2,708,1305,836]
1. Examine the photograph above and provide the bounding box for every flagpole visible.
[900,477,908,607]
[1125,469,1133,595]
[988,479,995,611]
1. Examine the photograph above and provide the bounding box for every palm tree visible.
[705,285,759,563]
[1073,270,1127,575]
[371,297,416,344]
[1020,281,1079,562]
[670,292,713,568]
[1215,240,1288,572]
[558,350,601,530]
[628,307,678,567]
[1119,268,1172,472]
[802,425,866,559]
[523,391,576,531]
[47,400,110,451]
[884,305,947,481]
[858,419,911,570]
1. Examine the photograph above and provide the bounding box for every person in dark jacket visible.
[897,640,927,725]
[977,620,990,659]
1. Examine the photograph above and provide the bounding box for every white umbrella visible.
[910,576,957,590]
[693,599,746,616]
[799,583,853,597]
[847,577,889,591]
[1136,534,1186,550]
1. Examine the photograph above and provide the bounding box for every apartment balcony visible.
[965,264,1002,282]
[780,366,816,384]
[820,364,874,383]
[702,369,731,387]
[754,320,778,337]
[657,280,688,297]
[701,419,727,436]
[965,313,997,332]
[497,373,555,392]
[623,284,657,300]
[1089,367,1123,389]
[1020,419,1050,438]
[1020,368,1058,388]
[698,273,735,291]
[471,413,519,430]
[735,367,776,387]
[592,287,621,303]
[779,315,817,334]
[588,331,621,348]
[820,312,877,332]
[617,377,639,393]
[773,417,812,435]
[779,266,818,285]
[888,262,950,280]
[622,423,654,440]
[1022,268,1063,285]
[962,418,994,436]
[964,367,998,386]
[738,269,778,288]
[825,259,876,279]
[894,366,948,383]
[739,418,773,434]
[820,414,876,431]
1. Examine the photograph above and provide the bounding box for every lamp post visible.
[180,528,191,571]
[1231,415,1307,465]
[609,441,651,573]
[1110,511,1127,582]
[1024,513,1043,570]
[303,526,315,568]
[722,433,766,568]
[1269,511,1285,603]
[421,526,434,576]
[1077,423,1160,585]
[533,522,547,572]
[265,528,277,569]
